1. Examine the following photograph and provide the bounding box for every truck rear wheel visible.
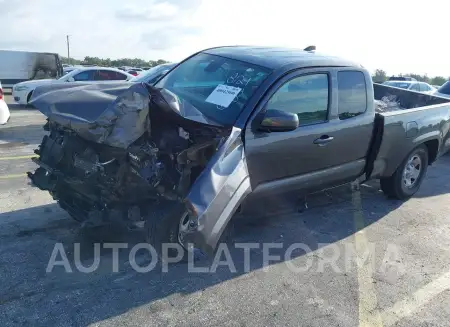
[380,144,428,200]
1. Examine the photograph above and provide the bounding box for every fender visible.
[183,127,252,255]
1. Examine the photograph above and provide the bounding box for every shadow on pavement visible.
[1,152,450,327]
[6,103,35,110]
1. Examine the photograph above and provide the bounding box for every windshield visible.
[437,81,450,95]
[130,64,176,83]
[383,81,411,89]
[155,53,271,126]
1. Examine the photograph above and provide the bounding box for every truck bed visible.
[369,83,450,179]
[373,83,450,112]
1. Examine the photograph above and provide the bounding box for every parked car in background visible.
[62,65,80,75]
[388,76,417,81]
[12,67,134,105]
[30,63,178,102]
[129,63,177,84]
[0,50,64,88]
[382,80,436,94]
[0,81,10,124]
[127,68,144,76]
[433,81,450,99]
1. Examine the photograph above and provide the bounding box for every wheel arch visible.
[26,89,34,103]
[424,139,439,164]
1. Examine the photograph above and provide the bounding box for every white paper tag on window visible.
[205,84,242,108]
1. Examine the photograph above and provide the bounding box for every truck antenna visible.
[304,45,316,52]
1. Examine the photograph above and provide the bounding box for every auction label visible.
[205,84,242,108]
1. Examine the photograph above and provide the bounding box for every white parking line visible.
[0,155,37,160]
[352,183,384,327]
[382,270,450,326]
[0,173,27,179]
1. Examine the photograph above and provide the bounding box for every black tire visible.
[380,144,428,200]
[145,201,190,263]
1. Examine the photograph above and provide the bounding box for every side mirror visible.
[259,109,299,132]
[67,77,75,82]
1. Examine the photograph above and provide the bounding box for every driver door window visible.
[266,74,329,126]
[72,70,96,81]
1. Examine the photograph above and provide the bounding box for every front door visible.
[244,68,372,197]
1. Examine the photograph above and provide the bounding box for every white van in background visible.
[0,50,63,88]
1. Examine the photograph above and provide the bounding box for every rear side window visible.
[410,83,420,91]
[337,71,367,120]
[420,83,430,92]
[115,72,129,80]
[95,70,127,80]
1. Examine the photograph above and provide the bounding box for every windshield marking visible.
[205,84,242,108]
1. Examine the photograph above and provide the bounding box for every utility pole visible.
[66,35,71,65]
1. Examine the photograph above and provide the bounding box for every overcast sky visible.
[0,0,447,76]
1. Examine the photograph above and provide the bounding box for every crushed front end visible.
[27,83,230,233]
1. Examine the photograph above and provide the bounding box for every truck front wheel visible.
[144,201,191,263]
[380,144,428,200]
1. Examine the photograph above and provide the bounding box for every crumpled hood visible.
[30,82,150,149]
[30,82,225,149]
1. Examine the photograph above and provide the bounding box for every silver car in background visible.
[382,80,436,94]
[129,63,177,85]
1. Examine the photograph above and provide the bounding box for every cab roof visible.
[203,46,363,70]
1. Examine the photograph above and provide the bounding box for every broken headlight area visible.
[28,119,227,230]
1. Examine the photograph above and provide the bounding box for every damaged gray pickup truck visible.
[28,46,450,259]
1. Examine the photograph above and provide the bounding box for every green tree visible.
[60,55,169,68]
[60,56,81,65]
[372,69,387,83]
[430,76,446,86]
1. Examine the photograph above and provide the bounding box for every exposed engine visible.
[28,119,225,228]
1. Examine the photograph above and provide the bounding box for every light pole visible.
[66,35,71,65]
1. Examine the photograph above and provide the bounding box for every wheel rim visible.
[402,154,422,189]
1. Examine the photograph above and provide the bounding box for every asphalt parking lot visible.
[1,93,450,327]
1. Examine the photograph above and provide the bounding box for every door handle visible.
[313,135,334,146]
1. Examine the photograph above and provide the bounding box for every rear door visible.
[419,83,431,93]
[244,67,374,196]
[95,70,129,81]
[410,83,421,92]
